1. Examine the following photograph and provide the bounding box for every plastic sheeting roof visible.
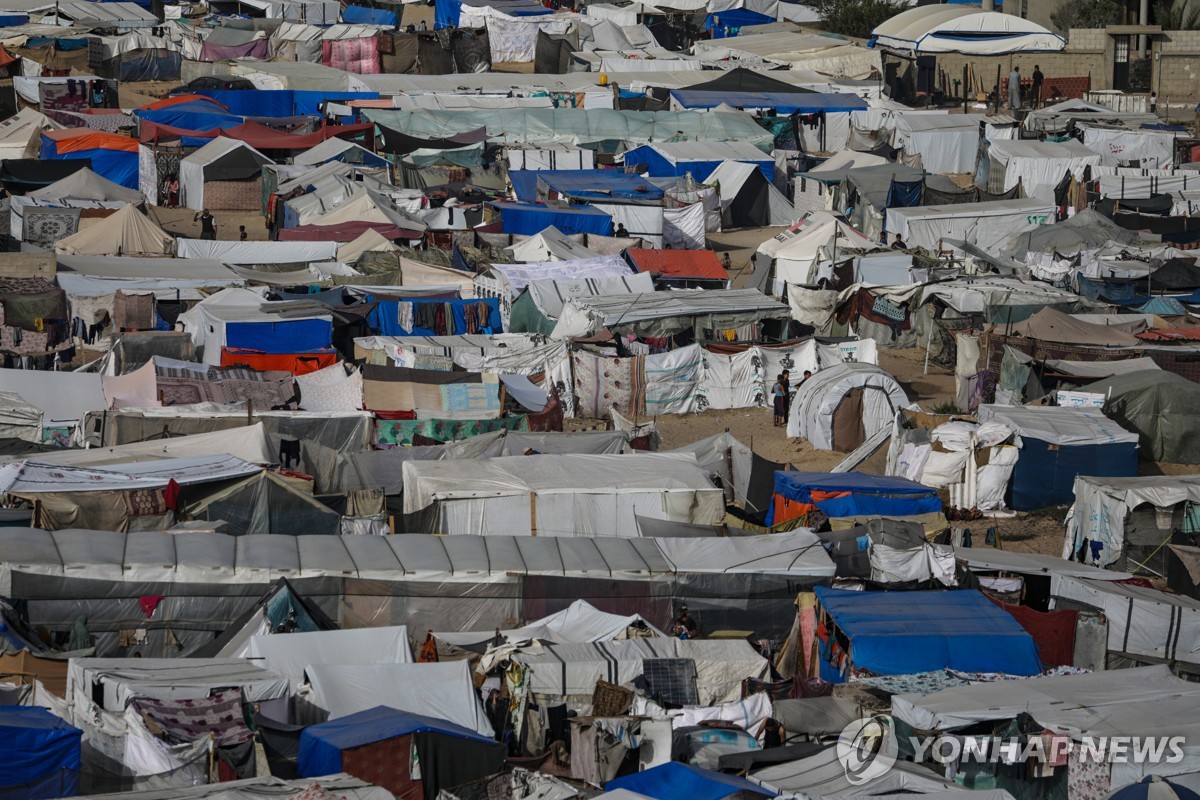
[0,530,834,595]
[434,599,665,648]
[815,587,1041,676]
[873,6,1063,54]
[553,288,788,338]
[0,454,262,494]
[488,255,632,294]
[977,404,1139,446]
[1004,307,1141,346]
[607,762,773,800]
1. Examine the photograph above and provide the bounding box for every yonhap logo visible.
[837,716,898,785]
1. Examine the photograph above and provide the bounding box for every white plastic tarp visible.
[1080,124,1175,169]
[988,139,1104,202]
[306,661,494,735]
[787,362,908,448]
[0,367,105,427]
[176,239,338,264]
[977,404,1138,447]
[490,255,630,296]
[758,212,876,286]
[68,658,289,712]
[886,199,1054,252]
[1064,474,1200,569]
[1053,576,1200,664]
[0,455,262,494]
[435,599,665,648]
[18,424,274,468]
[244,626,412,689]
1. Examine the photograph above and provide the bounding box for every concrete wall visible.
[925,28,1110,98]
[1153,30,1200,99]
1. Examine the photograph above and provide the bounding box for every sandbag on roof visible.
[53,204,174,257]
[1004,307,1140,346]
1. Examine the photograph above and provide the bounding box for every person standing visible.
[780,369,792,426]
[195,209,217,240]
[1008,65,1021,109]
[771,373,786,427]
[1031,65,1044,109]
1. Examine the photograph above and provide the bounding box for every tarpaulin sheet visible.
[0,706,81,793]
[494,202,612,237]
[991,597,1077,668]
[607,762,773,800]
[511,169,665,203]
[672,88,866,114]
[771,470,940,522]
[342,5,397,25]
[299,706,495,778]
[224,319,333,354]
[814,587,1041,677]
[366,299,500,337]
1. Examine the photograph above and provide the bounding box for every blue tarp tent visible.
[299,706,505,800]
[195,90,380,118]
[224,319,333,354]
[39,134,138,190]
[814,587,1043,681]
[607,762,775,800]
[510,169,666,203]
[705,8,774,34]
[769,471,941,525]
[136,98,244,131]
[435,0,551,28]
[343,4,397,24]
[0,706,82,800]
[623,142,775,181]
[366,297,501,336]
[491,202,613,237]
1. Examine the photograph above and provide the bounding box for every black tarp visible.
[0,159,91,195]
[535,30,576,74]
[205,143,272,181]
[376,123,488,155]
[727,169,773,228]
[718,742,826,771]
[1096,194,1177,220]
[413,731,506,800]
[680,67,811,96]
[1149,258,1200,291]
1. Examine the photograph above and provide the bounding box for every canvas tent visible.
[401,453,725,536]
[1080,370,1200,463]
[1064,474,1200,570]
[706,160,794,229]
[978,404,1139,510]
[0,392,42,443]
[871,6,1064,54]
[53,204,174,257]
[758,211,876,287]
[986,139,1103,202]
[813,587,1041,682]
[11,164,144,242]
[434,599,664,649]
[0,107,60,161]
[886,199,1054,252]
[306,661,493,735]
[244,626,413,690]
[786,362,908,450]
[179,136,273,212]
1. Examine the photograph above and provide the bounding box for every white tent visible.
[179,136,273,212]
[506,226,600,262]
[706,159,794,229]
[892,114,982,174]
[401,453,725,536]
[0,392,42,443]
[890,666,1200,786]
[0,367,105,429]
[0,106,60,160]
[523,273,656,326]
[514,638,769,705]
[872,7,1063,54]
[12,167,146,240]
[179,287,332,365]
[485,255,632,299]
[1064,474,1200,569]
[15,423,274,468]
[336,228,398,263]
[243,626,412,689]
[787,362,908,450]
[67,658,289,713]
[306,661,494,735]
[53,204,174,257]
[885,198,1054,252]
[757,210,876,286]
[177,238,338,264]
[987,139,1104,202]
[434,599,665,649]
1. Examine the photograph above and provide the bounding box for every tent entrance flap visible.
[832,386,866,452]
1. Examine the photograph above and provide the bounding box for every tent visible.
[871,6,1064,54]
[1064,474,1200,570]
[889,666,1200,788]
[482,255,632,300]
[10,166,145,241]
[625,140,775,180]
[434,599,665,650]
[885,198,1054,252]
[891,113,982,174]
[977,404,1139,510]
[67,658,289,712]
[179,287,333,365]
[1005,307,1142,346]
[813,587,1041,682]
[607,762,773,800]
[505,226,599,262]
[0,368,105,430]
[509,273,656,335]
[705,160,793,229]
[336,228,399,263]
[298,707,506,800]
[40,130,139,190]
[770,470,940,526]
[192,577,339,659]
[986,139,1103,203]
[0,392,42,443]
[179,136,273,211]
[1077,370,1200,464]
[670,69,866,115]
[244,626,412,690]
[1024,99,1159,134]
[306,661,493,735]
[493,201,616,236]
[627,248,729,287]
[786,362,908,450]
[0,706,82,800]
[53,203,174,256]
[553,287,789,339]
[758,211,875,286]
[0,107,60,161]
[401,453,725,536]
[750,744,976,797]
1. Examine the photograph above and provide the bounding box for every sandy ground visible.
[150,206,274,241]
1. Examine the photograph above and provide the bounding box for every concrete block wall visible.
[1154,30,1200,98]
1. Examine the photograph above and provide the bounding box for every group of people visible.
[771,369,811,428]
[1006,64,1047,109]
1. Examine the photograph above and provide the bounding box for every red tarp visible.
[278,221,421,243]
[140,94,228,112]
[139,119,375,150]
[990,597,1078,668]
[221,348,339,375]
[627,248,729,281]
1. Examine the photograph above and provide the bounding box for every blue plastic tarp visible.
[366,298,500,336]
[670,89,867,114]
[1009,438,1137,511]
[40,146,138,190]
[510,169,666,203]
[0,706,82,798]
[491,202,613,237]
[705,8,773,30]
[624,144,774,181]
[607,762,774,800]
[435,0,462,27]
[771,471,941,522]
[0,13,28,25]
[224,319,333,353]
[814,587,1042,678]
[137,100,244,132]
[300,706,494,778]
[343,4,397,24]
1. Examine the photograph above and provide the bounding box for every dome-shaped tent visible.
[787,362,908,451]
